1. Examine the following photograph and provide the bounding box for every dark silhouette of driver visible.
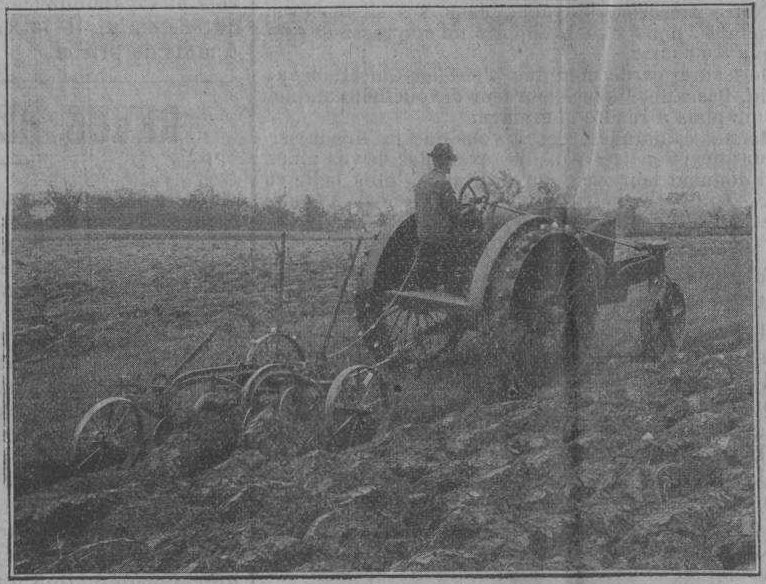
[413,143,463,291]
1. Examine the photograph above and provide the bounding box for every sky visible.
[8,5,754,212]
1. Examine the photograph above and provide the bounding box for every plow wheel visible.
[245,331,306,368]
[484,224,597,392]
[72,397,145,472]
[639,275,686,361]
[324,365,391,449]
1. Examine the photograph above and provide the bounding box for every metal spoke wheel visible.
[324,365,391,449]
[357,288,466,365]
[72,397,145,472]
[356,214,467,366]
[380,301,464,365]
[639,276,686,361]
[245,331,306,368]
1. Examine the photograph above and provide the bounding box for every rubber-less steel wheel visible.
[484,222,597,391]
[72,397,144,472]
[324,365,391,449]
[515,233,597,357]
[355,215,466,365]
[368,300,465,365]
[639,275,686,361]
[245,331,305,367]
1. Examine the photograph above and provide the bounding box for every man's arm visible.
[439,182,459,219]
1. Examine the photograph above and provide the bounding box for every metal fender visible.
[466,215,587,311]
[357,212,417,292]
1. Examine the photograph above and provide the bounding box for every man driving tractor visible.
[413,142,478,292]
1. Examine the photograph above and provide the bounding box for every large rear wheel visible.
[355,214,467,365]
[484,225,597,393]
[357,290,466,365]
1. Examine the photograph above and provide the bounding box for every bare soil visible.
[10,232,756,574]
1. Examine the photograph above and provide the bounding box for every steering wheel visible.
[458,176,491,210]
[456,177,491,235]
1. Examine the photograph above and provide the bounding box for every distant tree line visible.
[613,193,752,237]
[12,180,752,236]
[11,186,386,232]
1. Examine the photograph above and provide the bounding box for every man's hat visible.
[427,143,457,162]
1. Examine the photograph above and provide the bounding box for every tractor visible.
[354,177,686,385]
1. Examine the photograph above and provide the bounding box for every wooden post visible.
[319,237,363,360]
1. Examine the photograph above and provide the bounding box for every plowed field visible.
[10,231,756,574]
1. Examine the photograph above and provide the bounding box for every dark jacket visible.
[414,168,458,243]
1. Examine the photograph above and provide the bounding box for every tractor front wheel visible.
[639,275,686,361]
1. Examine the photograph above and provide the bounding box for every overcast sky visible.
[9,5,753,211]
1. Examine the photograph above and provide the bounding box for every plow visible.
[71,176,686,474]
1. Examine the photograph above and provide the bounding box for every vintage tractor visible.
[354,177,686,383]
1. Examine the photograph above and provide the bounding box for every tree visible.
[181,183,216,230]
[298,195,327,231]
[665,190,701,225]
[12,193,37,228]
[256,195,296,230]
[532,180,567,207]
[47,187,83,228]
[616,195,647,236]
[327,203,365,231]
